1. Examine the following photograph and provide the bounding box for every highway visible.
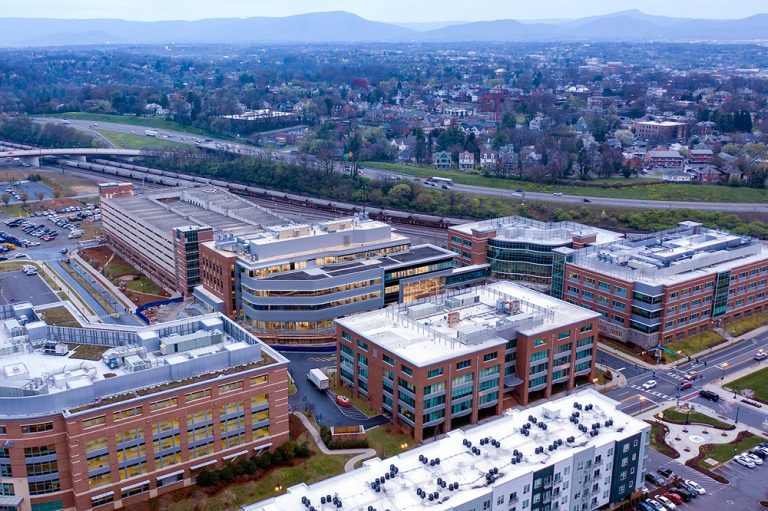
[31,116,768,212]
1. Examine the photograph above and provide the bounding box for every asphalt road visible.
[285,351,388,429]
[358,167,768,213]
[604,334,768,431]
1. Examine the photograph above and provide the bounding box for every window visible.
[251,375,268,386]
[121,482,150,499]
[185,389,212,402]
[150,397,177,412]
[91,494,114,507]
[24,445,56,457]
[427,367,443,378]
[28,480,60,495]
[533,338,546,348]
[382,354,394,365]
[357,339,368,351]
[114,406,142,421]
[22,422,53,434]
[483,352,498,362]
[558,330,571,339]
[219,380,244,394]
[401,365,413,377]
[456,359,471,370]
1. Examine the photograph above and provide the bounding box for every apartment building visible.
[552,221,768,349]
[0,302,288,511]
[196,216,485,345]
[246,390,650,511]
[448,216,622,291]
[335,282,600,442]
[100,184,289,295]
[632,120,687,140]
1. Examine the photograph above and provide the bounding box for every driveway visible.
[285,351,388,429]
[0,270,58,305]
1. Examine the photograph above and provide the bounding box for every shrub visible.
[196,470,219,487]
[295,442,311,458]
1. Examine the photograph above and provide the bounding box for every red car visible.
[677,381,692,391]
[664,492,683,505]
[335,395,350,407]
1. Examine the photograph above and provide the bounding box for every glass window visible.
[401,364,413,376]
[456,359,471,370]
[427,367,443,378]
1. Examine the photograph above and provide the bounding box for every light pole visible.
[721,362,728,380]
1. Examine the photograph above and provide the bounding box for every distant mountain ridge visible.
[0,10,767,46]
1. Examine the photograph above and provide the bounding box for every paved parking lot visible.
[0,270,58,305]
[0,180,54,203]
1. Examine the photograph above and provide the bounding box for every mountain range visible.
[1,10,767,47]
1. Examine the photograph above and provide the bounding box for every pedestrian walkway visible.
[70,250,138,311]
[291,411,377,472]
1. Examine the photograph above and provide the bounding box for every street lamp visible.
[721,362,728,380]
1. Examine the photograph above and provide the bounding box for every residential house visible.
[479,147,497,170]
[645,149,684,168]
[689,148,714,164]
[433,151,452,170]
[661,169,693,182]
[458,151,475,171]
[688,164,721,184]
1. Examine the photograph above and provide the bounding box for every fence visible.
[135,297,184,324]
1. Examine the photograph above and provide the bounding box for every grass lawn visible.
[362,161,768,203]
[330,384,377,418]
[665,331,726,359]
[123,277,165,295]
[725,367,768,402]
[67,344,111,360]
[647,420,679,458]
[41,112,234,140]
[37,306,80,327]
[698,432,765,465]
[661,407,735,430]
[104,259,137,276]
[96,129,191,150]
[725,312,768,338]
[366,425,414,459]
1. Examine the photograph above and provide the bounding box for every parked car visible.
[583,198,592,202]
[663,492,683,505]
[644,472,665,485]
[636,501,655,511]
[657,467,673,478]
[699,389,720,402]
[645,499,665,511]
[641,380,657,390]
[668,487,692,502]
[684,479,705,495]
[13,253,29,259]
[749,448,767,459]
[655,495,677,510]
[743,453,763,465]
[733,454,755,468]
[335,395,350,407]
[676,481,699,497]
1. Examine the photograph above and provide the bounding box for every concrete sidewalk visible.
[36,259,100,322]
[70,250,138,311]
[292,411,377,472]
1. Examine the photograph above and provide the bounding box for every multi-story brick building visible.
[335,282,600,442]
[448,216,622,291]
[196,216,486,345]
[246,390,650,511]
[632,120,687,140]
[0,303,288,511]
[552,221,768,349]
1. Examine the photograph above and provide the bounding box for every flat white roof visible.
[336,282,600,367]
[450,216,622,246]
[245,390,648,511]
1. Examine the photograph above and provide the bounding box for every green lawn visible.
[661,407,735,430]
[665,331,726,359]
[96,130,190,150]
[40,112,232,140]
[362,161,768,203]
[699,432,765,464]
[37,306,80,327]
[648,421,679,458]
[123,277,165,296]
[725,312,768,338]
[103,259,136,277]
[725,368,768,402]
[366,425,414,459]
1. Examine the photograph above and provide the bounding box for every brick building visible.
[552,221,768,349]
[0,303,288,511]
[448,216,622,291]
[335,282,600,442]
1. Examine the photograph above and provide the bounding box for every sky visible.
[0,0,765,22]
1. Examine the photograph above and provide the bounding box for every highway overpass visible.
[0,148,143,166]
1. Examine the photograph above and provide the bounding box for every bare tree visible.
[35,191,44,201]
[19,191,28,207]
[0,193,10,206]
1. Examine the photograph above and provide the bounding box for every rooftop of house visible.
[450,216,623,247]
[336,281,599,367]
[567,221,767,285]
[245,390,647,511]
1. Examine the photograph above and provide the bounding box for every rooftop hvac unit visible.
[447,311,461,326]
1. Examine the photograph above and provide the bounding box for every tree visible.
[0,193,9,206]
[345,132,362,174]
[19,191,28,207]
[412,127,426,164]
[35,191,44,201]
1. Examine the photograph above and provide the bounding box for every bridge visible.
[0,148,144,166]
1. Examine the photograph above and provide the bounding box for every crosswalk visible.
[309,356,335,363]
[630,384,674,400]
[325,390,370,420]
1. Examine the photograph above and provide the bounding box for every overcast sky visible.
[2,0,765,22]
